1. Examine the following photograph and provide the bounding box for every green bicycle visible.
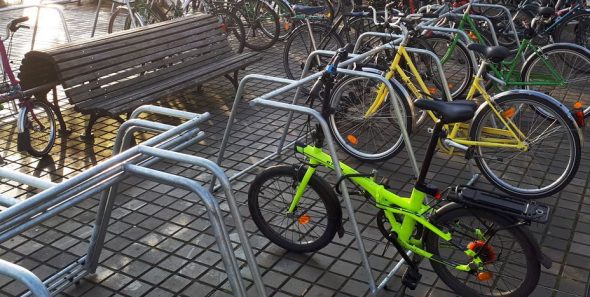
[428,1,590,114]
[248,48,552,296]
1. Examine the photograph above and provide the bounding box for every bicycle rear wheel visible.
[328,75,413,162]
[470,93,581,199]
[235,0,280,51]
[424,206,540,297]
[554,11,590,49]
[215,9,246,53]
[248,165,341,253]
[107,6,133,33]
[522,43,590,116]
[20,100,56,157]
[283,23,344,79]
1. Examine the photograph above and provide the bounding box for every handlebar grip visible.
[9,16,29,33]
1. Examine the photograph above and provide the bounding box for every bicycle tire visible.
[283,23,344,79]
[554,10,590,50]
[521,43,590,116]
[469,92,581,199]
[21,100,56,157]
[248,165,341,253]
[423,34,475,99]
[107,6,133,33]
[328,74,413,162]
[234,0,280,51]
[423,205,540,297]
[214,9,246,53]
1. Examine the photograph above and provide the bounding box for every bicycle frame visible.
[290,143,478,272]
[366,43,529,150]
[444,8,567,88]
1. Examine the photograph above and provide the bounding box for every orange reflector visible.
[574,101,583,109]
[427,87,437,94]
[468,31,478,41]
[299,214,310,225]
[347,135,359,145]
[502,106,516,119]
[572,101,585,127]
[477,271,493,281]
[284,22,291,31]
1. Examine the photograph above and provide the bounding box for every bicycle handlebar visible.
[3,16,29,41]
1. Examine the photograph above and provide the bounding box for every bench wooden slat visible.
[66,47,233,103]
[61,32,232,87]
[91,53,261,115]
[64,42,231,98]
[56,21,224,72]
[45,14,216,57]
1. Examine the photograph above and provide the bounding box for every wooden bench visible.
[18,14,261,140]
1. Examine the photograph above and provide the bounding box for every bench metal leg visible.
[223,70,239,90]
[80,114,98,142]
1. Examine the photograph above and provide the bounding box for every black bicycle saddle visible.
[292,5,327,15]
[414,99,477,124]
[538,6,555,17]
[467,43,511,63]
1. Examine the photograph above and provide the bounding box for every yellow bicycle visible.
[327,16,582,199]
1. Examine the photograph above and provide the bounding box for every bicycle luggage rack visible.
[0,105,265,297]
[215,36,460,295]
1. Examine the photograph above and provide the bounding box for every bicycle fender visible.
[473,89,584,144]
[359,66,417,131]
[430,202,552,269]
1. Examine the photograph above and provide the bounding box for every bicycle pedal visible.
[401,268,421,290]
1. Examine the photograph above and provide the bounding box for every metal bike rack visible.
[216,39,428,295]
[0,4,71,49]
[91,0,137,37]
[0,105,265,297]
[420,3,523,60]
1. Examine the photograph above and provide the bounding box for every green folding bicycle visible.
[248,48,552,296]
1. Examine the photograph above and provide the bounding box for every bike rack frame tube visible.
[0,4,71,49]
[0,168,56,190]
[0,194,18,207]
[353,32,403,54]
[377,251,412,291]
[0,113,209,226]
[0,258,50,297]
[249,97,378,293]
[124,164,248,297]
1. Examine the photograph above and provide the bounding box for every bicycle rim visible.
[248,165,338,252]
[471,95,580,198]
[425,207,539,297]
[25,101,56,157]
[283,24,343,80]
[328,76,411,162]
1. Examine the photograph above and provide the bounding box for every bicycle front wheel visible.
[215,9,246,53]
[21,100,57,157]
[522,43,590,116]
[470,93,581,199]
[248,165,341,253]
[328,75,413,162]
[283,23,344,79]
[424,206,540,297]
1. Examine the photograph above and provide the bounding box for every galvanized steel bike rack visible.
[216,38,425,295]
[0,105,265,297]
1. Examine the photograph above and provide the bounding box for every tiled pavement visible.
[0,2,589,297]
